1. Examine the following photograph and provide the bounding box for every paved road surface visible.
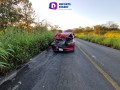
[0,38,120,90]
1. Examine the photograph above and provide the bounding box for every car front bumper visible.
[51,43,75,52]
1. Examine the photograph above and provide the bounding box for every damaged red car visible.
[51,32,75,52]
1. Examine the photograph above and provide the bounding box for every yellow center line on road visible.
[77,45,120,90]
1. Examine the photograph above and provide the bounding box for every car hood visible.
[55,33,72,39]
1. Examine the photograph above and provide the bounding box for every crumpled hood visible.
[55,33,71,39]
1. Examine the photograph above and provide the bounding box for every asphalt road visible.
[0,38,120,90]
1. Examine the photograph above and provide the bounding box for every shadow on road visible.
[53,51,75,54]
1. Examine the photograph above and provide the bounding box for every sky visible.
[29,0,120,30]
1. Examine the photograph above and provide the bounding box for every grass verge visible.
[76,33,120,49]
[0,29,54,75]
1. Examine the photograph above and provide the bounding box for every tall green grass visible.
[0,29,54,74]
[76,33,120,49]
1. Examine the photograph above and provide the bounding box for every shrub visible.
[0,29,54,74]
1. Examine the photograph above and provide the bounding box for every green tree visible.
[106,21,119,30]
[73,26,84,33]
[19,0,35,31]
[0,0,23,28]
[94,25,106,35]
[0,0,35,32]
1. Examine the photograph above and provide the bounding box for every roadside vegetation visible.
[0,0,62,75]
[0,28,54,75]
[73,21,120,49]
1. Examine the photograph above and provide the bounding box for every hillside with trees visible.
[74,21,120,49]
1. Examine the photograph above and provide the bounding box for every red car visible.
[51,32,75,52]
